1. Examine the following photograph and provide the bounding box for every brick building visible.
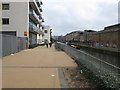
[87,24,120,50]
[63,24,120,51]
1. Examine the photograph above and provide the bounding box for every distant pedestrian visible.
[46,43,48,48]
[45,41,49,48]
[49,42,52,48]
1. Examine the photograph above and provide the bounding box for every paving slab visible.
[2,46,76,67]
[2,68,60,88]
[2,46,77,88]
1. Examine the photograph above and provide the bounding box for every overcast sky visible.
[42,0,119,36]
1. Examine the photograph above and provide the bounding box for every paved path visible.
[2,45,77,88]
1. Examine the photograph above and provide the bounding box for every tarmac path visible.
[1,45,77,88]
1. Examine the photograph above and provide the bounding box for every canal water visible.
[79,48,120,69]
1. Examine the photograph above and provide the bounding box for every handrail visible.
[56,42,120,70]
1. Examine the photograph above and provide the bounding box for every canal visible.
[79,48,120,68]
[55,42,120,88]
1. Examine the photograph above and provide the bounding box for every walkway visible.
[2,45,77,88]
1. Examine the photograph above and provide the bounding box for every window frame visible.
[2,18,9,25]
[44,30,48,33]
[2,3,10,10]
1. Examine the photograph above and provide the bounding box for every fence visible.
[2,34,18,56]
[18,37,28,51]
[0,34,2,57]
[1,34,27,56]
[55,42,120,88]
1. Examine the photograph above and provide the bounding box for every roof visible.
[104,24,120,31]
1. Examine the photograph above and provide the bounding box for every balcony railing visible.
[29,22,43,34]
[36,0,41,7]
[29,22,39,33]
[40,0,43,5]
[29,9,40,24]
[42,19,44,22]
[39,15,42,19]
[39,7,42,12]
[29,0,41,15]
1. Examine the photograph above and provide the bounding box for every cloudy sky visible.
[42,0,119,36]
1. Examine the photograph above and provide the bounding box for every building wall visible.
[1,1,44,49]
[0,3,2,32]
[2,2,29,38]
[37,26,43,44]
[1,2,29,49]
[64,31,83,42]
[43,26,51,43]
[99,31,118,48]
[63,24,119,50]
[2,34,18,56]
[118,30,120,51]
[80,35,84,42]
[91,30,119,48]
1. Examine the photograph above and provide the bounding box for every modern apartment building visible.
[0,0,44,49]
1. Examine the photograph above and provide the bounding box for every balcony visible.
[39,30,44,35]
[39,7,43,12]
[29,22,43,34]
[36,0,41,7]
[29,9,40,24]
[29,22,40,34]
[40,0,43,5]
[29,0,41,15]
[42,19,44,22]
[39,15,42,19]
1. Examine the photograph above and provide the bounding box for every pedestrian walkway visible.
[2,45,77,88]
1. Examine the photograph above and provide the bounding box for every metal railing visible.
[29,22,40,33]
[36,0,41,7]
[55,42,120,88]
[29,9,40,23]
[33,0,41,15]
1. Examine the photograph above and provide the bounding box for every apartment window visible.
[2,18,9,25]
[2,4,9,10]
[44,30,47,33]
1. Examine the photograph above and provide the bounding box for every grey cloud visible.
[42,0,118,35]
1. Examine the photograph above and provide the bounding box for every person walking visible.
[46,43,48,48]
[49,42,52,48]
[45,41,49,48]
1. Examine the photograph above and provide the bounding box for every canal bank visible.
[76,45,120,68]
[69,43,120,57]
[55,42,120,89]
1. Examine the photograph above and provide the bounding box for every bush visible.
[29,44,37,49]
[75,60,108,89]
[29,44,45,49]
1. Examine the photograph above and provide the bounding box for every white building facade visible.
[0,0,44,49]
[42,26,51,43]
